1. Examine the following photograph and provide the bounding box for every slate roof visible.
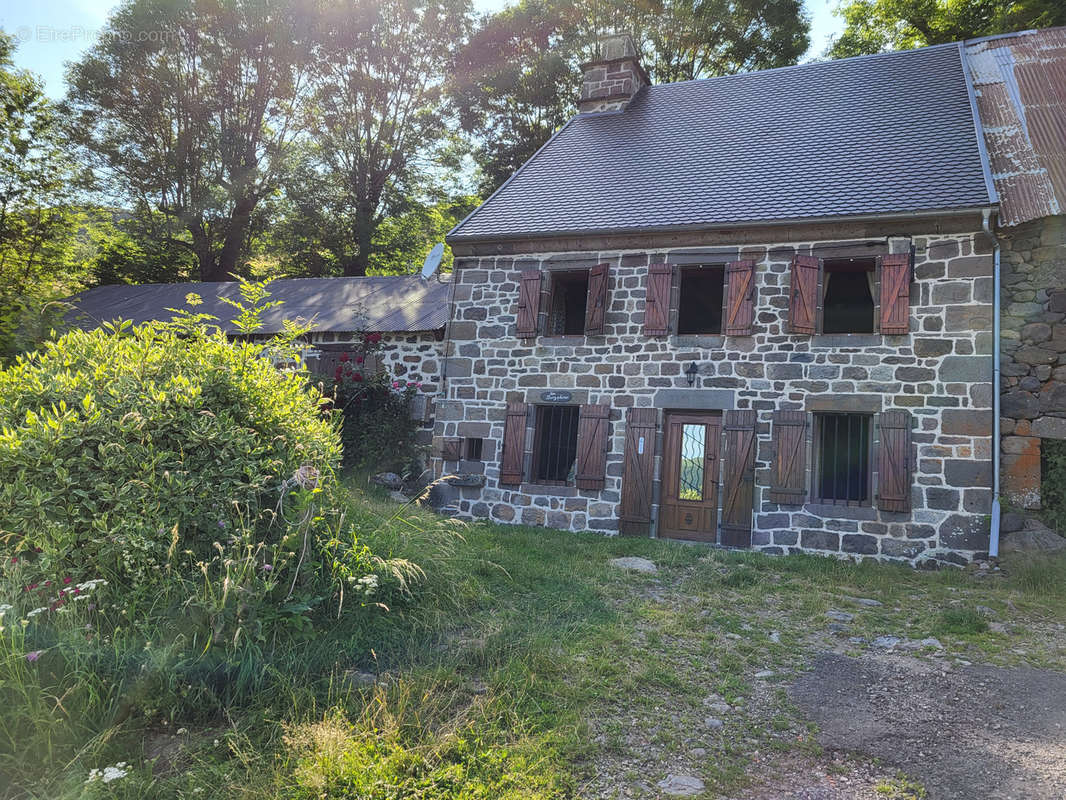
[449,43,994,242]
[965,27,1066,226]
[66,276,450,335]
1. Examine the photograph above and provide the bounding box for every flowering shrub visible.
[0,315,339,592]
[332,332,422,472]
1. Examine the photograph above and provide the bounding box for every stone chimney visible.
[578,34,650,114]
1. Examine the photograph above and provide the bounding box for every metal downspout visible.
[982,209,1002,559]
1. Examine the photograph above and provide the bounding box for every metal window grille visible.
[466,437,484,461]
[814,413,872,505]
[533,405,580,484]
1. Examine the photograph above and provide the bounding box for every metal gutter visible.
[982,208,1002,559]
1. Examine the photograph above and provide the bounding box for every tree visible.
[454,0,810,195]
[828,0,1066,58]
[0,33,83,360]
[308,0,470,277]
[66,0,312,282]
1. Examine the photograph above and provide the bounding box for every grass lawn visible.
[4,487,1066,799]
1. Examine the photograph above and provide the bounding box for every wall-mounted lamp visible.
[685,362,699,387]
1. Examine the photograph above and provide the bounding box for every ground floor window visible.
[533,405,579,483]
[813,412,872,505]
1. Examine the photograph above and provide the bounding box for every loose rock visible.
[826,610,855,622]
[608,556,658,573]
[657,774,705,796]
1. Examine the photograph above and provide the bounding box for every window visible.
[532,405,580,484]
[548,272,589,335]
[465,437,484,461]
[821,258,876,334]
[813,413,872,505]
[677,266,724,335]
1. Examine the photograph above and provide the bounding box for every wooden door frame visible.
[657,410,723,542]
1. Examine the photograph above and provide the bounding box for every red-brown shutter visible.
[499,401,528,486]
[769,411,807,504]
[619,407,657,535]
[516,270,543,338]
[441,437,462,462]
[789,255,820,334]
[720,409,757,547]
[575,404,610,490]
[724,259,756,336]
[879,253,911,335]
[584,263,609,335]
[644,262,673,336]
[877,410,912,512]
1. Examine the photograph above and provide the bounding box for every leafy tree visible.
[828,0,1066,58]
[308,0,470,277]
[0,33,83,360]
[83,207,197,286]
[454,0,810,195]
[66,0,312,282]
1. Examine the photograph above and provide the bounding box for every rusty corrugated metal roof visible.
[66,275,450,335]
[966,27,1066,226]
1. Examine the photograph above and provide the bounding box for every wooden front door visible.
[659,412,721,542]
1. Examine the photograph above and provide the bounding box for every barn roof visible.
[965,27,1066,226]
[449,42,994,243]
[66,275,450,335]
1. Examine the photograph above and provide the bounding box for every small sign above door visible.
[540,390,573,403]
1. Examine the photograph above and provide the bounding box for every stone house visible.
[434,31,1066,565]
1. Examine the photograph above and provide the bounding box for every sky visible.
[2,0,845,98]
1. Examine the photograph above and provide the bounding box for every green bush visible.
[1041,438,1066,535]
[0,317,339,590]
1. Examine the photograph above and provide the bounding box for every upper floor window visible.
[515,264,609,339]
[789,253,911,336]
[822,258,876,334]
[677,266,725,335]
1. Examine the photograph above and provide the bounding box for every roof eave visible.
[447,205,999,246]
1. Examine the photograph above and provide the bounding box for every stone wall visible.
[998,215,1066,509]
[311,331,444,394]
[435,230,996,565]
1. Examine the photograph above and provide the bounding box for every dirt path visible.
[788,652,1066,800]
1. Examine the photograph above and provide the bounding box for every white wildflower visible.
[26,607,48,618]
[86,762,129,784]
[176,728,187,735]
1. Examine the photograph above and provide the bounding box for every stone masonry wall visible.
[998,215,1066,509]
[436,231,996,565]
[311,331,444,394]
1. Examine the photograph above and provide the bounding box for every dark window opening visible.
[677,266,724,334]
[533,405,579,484]
[466,437,484,461]
[1041,438,1066,533]
[814,413,871,505]
[822,258,875,334]
[549,271,588,336]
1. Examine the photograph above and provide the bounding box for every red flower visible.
[9,557,16,565]
[352,373,363,382]
[63,577,72,585]
[366,332,382,344]
[339,353,350,362]
[334,366,343,380]
[355,355,364,364]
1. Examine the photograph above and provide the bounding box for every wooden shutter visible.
[644,262,673,336]
[879,253,911,335]
[584,263,609,335]
[516,270,543,338]
[575,404,610,490]
[788,255,820,334]
[724,259,756,336]
[441,438,462,462]
[499,401,528,486]
[720,409,757,547]
[877,410,912,512]
[619,407,657,535]
[769,411,807,504]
